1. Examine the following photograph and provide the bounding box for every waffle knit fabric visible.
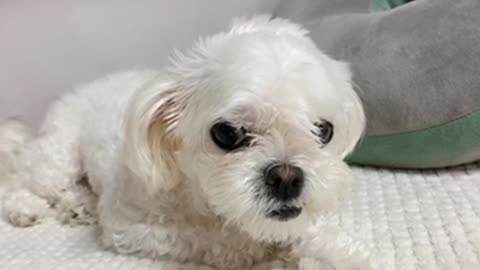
[1,164,479,269]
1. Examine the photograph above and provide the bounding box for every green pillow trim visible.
[348,111,480,168]
[369,0,415,12]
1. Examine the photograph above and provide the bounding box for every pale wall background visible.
[0,0,280,128]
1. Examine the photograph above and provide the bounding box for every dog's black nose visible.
[264,163,304,201]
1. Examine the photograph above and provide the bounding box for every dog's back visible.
[0,70,158,226]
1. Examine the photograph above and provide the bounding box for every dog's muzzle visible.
[263,163,304,221]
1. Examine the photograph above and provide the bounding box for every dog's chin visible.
[236,207,311,243]
[266,205,302,221]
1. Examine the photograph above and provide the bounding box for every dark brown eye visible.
[210,121,250,151]
[313,120,334,144]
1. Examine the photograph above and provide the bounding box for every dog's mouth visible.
[266,205,302,221]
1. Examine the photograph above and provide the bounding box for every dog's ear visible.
[326,60,366,159]
[125,77,187,194]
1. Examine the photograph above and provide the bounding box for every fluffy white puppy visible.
[1,15,369,269]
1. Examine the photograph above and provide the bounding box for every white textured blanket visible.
[1,164,479,270]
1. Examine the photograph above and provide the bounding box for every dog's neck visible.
[123,173,227,230]
[121,172,294,265]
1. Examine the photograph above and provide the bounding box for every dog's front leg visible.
[99,221,197,262]
[292,225,373,270]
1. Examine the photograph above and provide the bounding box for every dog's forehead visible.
[190,33,343,126]
[222,61,337,118]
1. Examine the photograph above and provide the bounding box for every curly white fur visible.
[0,120,31,185]
[0,15,370,269]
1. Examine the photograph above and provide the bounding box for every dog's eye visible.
[313,120,334,144]
[210,121,250,151]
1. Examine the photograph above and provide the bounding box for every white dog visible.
[0,15,370,269]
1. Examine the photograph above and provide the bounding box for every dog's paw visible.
[251,259,298,270]
[302,251,372,270]
[298,257,334,270]
[54,189,97,226]
[57,204,97,225]
[2,189,54,227]
[6,209,41,227]
[293,224,374,270]
[298,257,371,270]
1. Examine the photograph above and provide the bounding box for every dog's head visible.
[126,15,365,242]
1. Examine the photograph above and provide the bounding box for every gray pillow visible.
[276,0,480,168]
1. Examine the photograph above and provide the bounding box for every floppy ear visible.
[125,77,187,194]
[327,60,366,159]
